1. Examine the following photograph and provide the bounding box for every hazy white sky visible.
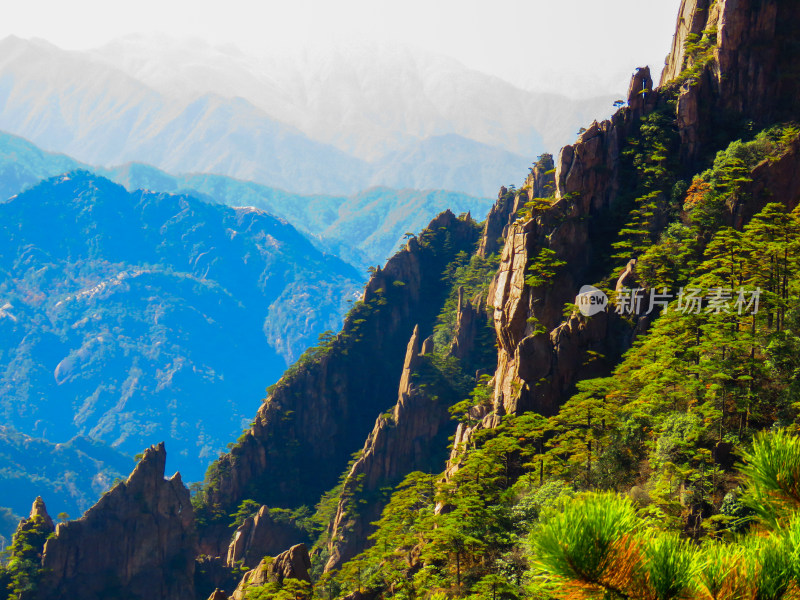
[5,0,682,96]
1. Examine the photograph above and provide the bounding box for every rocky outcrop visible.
[207,590,229,600]
[324,325,454,571]
[462,0,800,455]
[20,496,55,535]
[231,544,311,600]
[661,0,800,164]
[477,187,516,258]
[449,286,483,364]
[525,153,556,201]
[477,156,556,260]
[39,443,196,600]
[731,132,800,227]
[226,505,304,568]
[659,0,711,86]
[199,210,478,555]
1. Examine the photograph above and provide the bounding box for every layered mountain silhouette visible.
[0,171,362,482]
[0,35,616,197]
[0,130,493,268]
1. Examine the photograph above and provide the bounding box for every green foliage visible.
[524,248,566,288]
[611,102,681,266]
[531,492,639,589]
[321,184,800,599]
[741,430,800,526]
[0,514,52,600]
[230,499,262,529]
[640,533,697,600]
[243,577,311,600]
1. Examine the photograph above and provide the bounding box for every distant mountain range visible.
[0,426,134,547]
[0,130,493,269]
[0,35,617,197]
[0,170,363,480]
[0,127,496,542]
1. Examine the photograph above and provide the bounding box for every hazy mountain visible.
[0,171,362,479]
[0,35,615,196]
[91,35,617,162]
[0,131,493,268]
[0,36,367,195]
[105,165,494,269]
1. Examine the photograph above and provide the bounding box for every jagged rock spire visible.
[28,496,54,531]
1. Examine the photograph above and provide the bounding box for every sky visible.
[4,0,682,97]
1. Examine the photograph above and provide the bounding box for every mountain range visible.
[0,170,362,483]
[0,35,616,197]
[0,130,493,269]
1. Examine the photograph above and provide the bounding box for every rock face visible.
[488,71,655,418]
[231,544,311,600]
[324,325,454,571]
[477,155,555,260]
[661,0,800,163]
[477,187,515,258]
[449,0,800,471]
[39,443,196,600]
[226,505,302,568]
[199,210,479,555]
[449,287,483,364]
[20,497,55,535]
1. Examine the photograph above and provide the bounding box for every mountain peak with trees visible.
[3,0,800,599]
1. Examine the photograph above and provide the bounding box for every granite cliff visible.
[6,1,800,599]
[39,444,196,600]
[194,210,480,556]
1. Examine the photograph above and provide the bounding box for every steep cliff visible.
[226,505,303,569]
[195,210,480,554]
[488,68,660,419]
[660,0,800,163]
[451,0,800,472]
[39,443,196,600]
[323,326,456,571]
[230,544,312,600]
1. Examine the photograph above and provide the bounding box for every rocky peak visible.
[226,505,305,569]
[477,157,556,260]
[231,544,312,600]
[323,325,455,571]
[477,187,516,258]
[26,496,54,532]
[626,67,657,117]
[39,443,196,600]
[197,210,479,554]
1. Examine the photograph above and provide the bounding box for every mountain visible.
[6,0,800,599]
[0,36,368,196]
[0,171,362,481]
[105,165,494,269]
[0,35,615,197]
[0,427,134,547]
[89,36,615,163]
[0,130,494,268]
